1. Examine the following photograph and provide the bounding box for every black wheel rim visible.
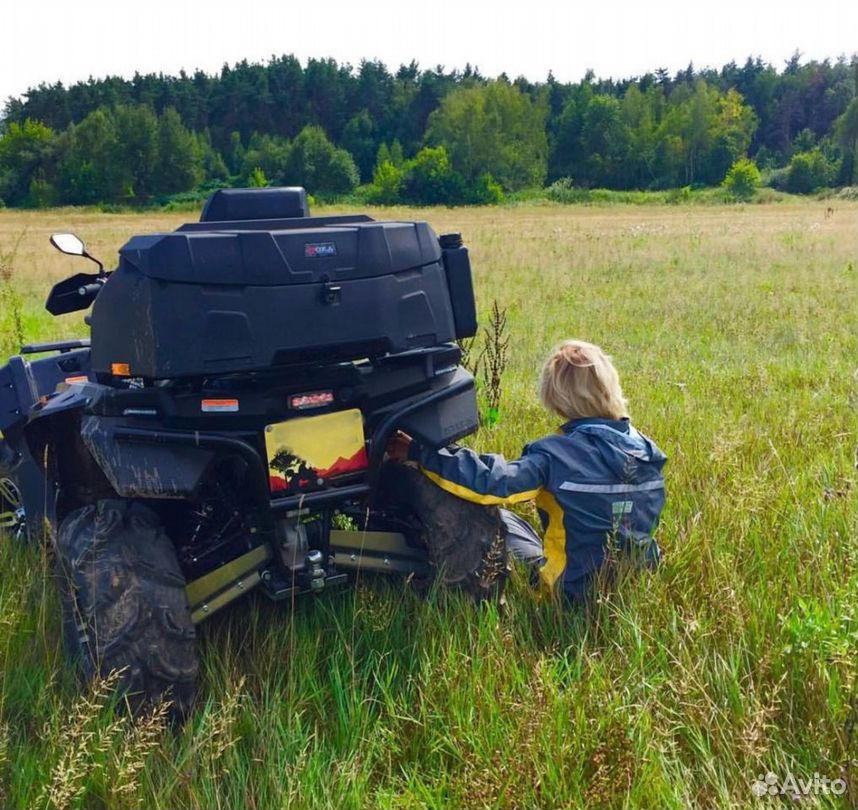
[0,477,26,541]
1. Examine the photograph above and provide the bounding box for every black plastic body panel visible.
[28,349,91,398]
[177,214,373,234]
[117,220,443,284]
[398,380,479,446]
[442,245,478,339]
[1,350,92,534]
[81,415,215,498]
[1,349,91,434]
[90,265,458,377]
[0,357,35,436]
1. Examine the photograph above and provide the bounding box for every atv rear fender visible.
[80,416,217,499]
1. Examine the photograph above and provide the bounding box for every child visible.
[388,339,666,602]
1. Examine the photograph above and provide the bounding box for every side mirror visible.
[50,232,86,256]
[49,232,104,273]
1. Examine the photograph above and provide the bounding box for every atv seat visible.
[201,188,309,222]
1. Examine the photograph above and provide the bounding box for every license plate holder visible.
[265,408,368,495]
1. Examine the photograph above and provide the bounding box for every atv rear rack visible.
[20,339,91,355]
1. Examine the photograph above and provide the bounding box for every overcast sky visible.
[2,0,856,105]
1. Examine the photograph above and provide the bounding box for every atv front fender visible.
[1,357,61,536]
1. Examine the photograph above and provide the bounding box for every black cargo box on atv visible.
[88,189,477,379]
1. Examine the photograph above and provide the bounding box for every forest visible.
[0,52,855,206]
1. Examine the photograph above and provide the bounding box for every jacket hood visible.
[563,418,667,474]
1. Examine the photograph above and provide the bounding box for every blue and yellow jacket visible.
[408,417,667,598]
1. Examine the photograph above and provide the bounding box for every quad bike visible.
[0,188,507,716]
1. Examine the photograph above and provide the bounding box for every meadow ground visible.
[0,200,855,809]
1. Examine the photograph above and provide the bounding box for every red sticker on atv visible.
[290,391,334,410]
[201,398,239,413]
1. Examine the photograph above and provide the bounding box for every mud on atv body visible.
[0,188,507,717]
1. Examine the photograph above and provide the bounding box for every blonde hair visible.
[538,340,629,421]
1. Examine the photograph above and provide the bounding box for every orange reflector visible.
[111,363,131,376]
[201,398,239,413]
[64,375,88,384]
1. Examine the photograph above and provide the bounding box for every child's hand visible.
[386,430,413,462]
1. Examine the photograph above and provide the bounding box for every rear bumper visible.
[80,366,476,511]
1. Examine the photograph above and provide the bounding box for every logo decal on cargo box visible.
[304,242,337,258]
[201,398,239,413]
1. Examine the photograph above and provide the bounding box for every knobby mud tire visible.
[55,499,198,719]
[377,461,509,602]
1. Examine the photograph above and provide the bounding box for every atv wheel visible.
[55,499,198,718]
[377,461,508,602]
[0,472,26,543]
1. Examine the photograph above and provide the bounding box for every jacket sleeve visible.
[407,441,549,505]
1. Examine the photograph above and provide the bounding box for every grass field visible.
[0,200,855,809]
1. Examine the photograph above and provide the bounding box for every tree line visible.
[0,53,855,207]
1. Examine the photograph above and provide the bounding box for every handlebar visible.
[46,271,109,316]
